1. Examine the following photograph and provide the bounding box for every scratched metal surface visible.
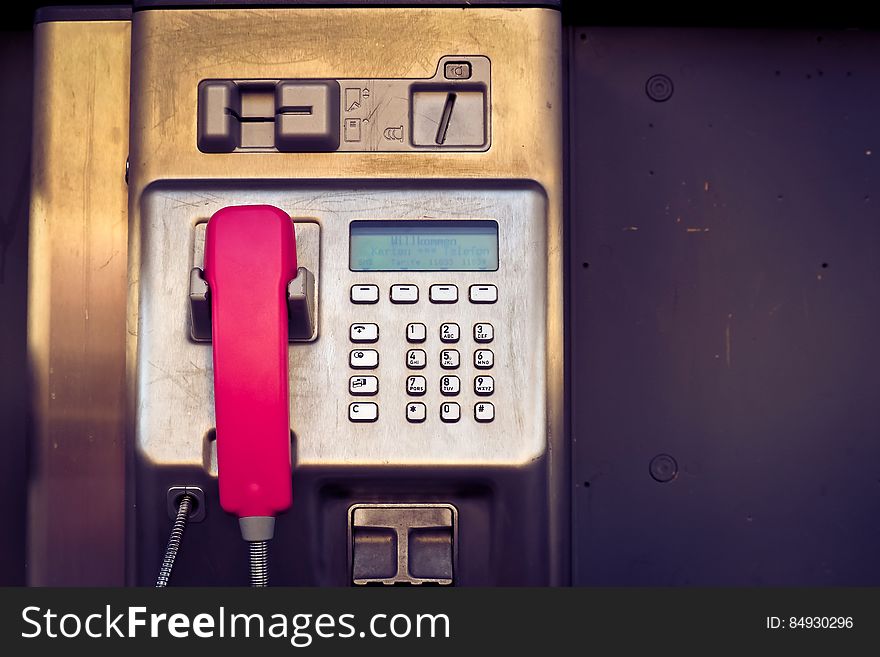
[135,183,547,468]
[569,28,880,585]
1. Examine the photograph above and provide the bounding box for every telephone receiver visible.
[202,205,298,580]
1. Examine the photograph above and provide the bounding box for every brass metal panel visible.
[28,20,131,585]
[128,7,566,583]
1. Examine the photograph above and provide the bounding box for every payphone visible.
[28,1,564,586]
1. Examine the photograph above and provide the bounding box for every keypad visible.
[349,283,496,423]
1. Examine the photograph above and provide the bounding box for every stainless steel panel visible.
[135,184,546,470]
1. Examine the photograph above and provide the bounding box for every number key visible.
[407,349,427,369]
[440,375,460,396]
[474,375,494,396]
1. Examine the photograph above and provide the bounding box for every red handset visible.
[203,205,296,537]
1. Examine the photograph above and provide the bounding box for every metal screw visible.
[646,74,674,102]
[649,454,678,483]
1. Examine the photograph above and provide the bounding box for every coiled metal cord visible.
[249,540,269,587]
[155,493,194,588]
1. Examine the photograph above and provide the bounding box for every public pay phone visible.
[28,1,565,585]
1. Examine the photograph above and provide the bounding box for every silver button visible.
[444,61,472,80]
[390,284,419,304]
[349,402,378,422]
[440,375,460,396]
[473,323,494,343]
[474,349,494,369]
[474,402,494,422]
[440,349,460,370]
[474,375,494,396]
[406,349,427,369]
[349,375,378,396]
[350,349,379,369]
[351,284,379,304]
[440,402,461,423]
[350,323,379,343]
[469,284,497,304]
[406,323,427,343]
[406,402,427,423]
[429,284,458,304]
[407,375,427,396]
[440,323,460,343]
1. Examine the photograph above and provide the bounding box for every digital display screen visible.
[349,220,498,271]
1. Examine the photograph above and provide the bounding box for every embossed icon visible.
[383,125,404,141]
[344,118,362,142]
[345,87,361,112]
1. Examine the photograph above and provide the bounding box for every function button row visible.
[352,284,497,305]
[350,401,494,423]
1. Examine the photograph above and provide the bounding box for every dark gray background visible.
[569,28,880,585]
[0,29,32,586]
